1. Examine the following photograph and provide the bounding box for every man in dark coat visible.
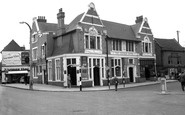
[178,72,185,91]
[113,76,119,91]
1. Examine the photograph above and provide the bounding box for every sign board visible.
[81,66,88,80]
[2,52,21,66]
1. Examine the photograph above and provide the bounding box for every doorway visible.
[67,66,77,85]
[94,66,100,86]
[129,67,134,82]
[145,67,150,80]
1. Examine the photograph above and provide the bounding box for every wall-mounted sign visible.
[2,52,21,66]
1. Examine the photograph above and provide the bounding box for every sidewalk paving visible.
[1,80,177,92]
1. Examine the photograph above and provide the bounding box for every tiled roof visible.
[38,22,57,33]
[103,20,140,41]
[131,22,142,35]
[2,40,24,51]
[155,38,185,51]
[66,13,84,32]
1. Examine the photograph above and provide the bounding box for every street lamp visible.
[104,32,110,89]
[20,21,33,90]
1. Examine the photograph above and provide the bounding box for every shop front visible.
[2,67,30,83]
[62,55,106,87]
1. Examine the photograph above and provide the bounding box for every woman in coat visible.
[177,72,185,91]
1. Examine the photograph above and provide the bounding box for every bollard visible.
[79,77,82,91]
[161,77,167,94]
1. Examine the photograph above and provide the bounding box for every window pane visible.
[111,68,114,77]
[72,58,76,64]
[111,59,114,66]
[93,59,96,66]
[90,36,96,49]
[89,58,91,67]
[85,35,89,49]
[67,59,71,65]
[97,59,100,66]
[97,36,100,49]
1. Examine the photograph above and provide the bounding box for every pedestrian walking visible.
[67,74,71,88]
[177,71,185,91]
[113,76,119,91]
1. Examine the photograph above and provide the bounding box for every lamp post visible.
[20,21,33,90]
[105,34,110,89]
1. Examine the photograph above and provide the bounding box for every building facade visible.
[31,16,57,84]
[1,40,30,83]
[45,3,156,87]
[155,38,185,78]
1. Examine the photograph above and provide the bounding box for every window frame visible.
[84,33,102,50]
[55,58,61,81]
[32,47,38,60]
[48,60,53,81]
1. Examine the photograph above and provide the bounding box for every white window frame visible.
[41,44,45,59]
[111,58,122,78]
[32,32,38,43]
[32,47,38,61]
[32,66,38,78]
[48,60,52,81]
[112,40,122,51]
[142,36,152,53]
[84,33,102,50]
[126,41,135,52]
[55,58,61,81]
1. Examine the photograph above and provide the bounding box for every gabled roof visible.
[155,38,185,51]
[66,13,84,33]
[103,20,140,41]
[2,40,24,51]
[131,22,142,36]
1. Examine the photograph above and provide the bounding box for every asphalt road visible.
[0,81,185,115]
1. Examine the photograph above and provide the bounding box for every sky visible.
[0,0,184,60]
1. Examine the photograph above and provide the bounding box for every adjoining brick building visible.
[31,16,57,84]
[1,40,30,83]
[155,38,185,78]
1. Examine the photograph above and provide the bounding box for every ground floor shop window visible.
[55,59,61,81]
[111,58,121,77]
[48,60,52,81]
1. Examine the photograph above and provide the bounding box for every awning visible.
[6,71,28,74]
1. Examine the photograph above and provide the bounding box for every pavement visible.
[1,80,177,92]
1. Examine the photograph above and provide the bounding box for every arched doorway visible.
[129,67,134,82]
[94,66,100,86]
[67,66,77,85]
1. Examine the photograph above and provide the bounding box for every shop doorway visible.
[93,66,100,86]
[67,66,77,85]
[129,67,134,82]
[145,67,150,80]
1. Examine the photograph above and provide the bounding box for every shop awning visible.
[6,70,28,74]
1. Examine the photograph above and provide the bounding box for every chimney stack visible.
[57,8,65,35]
[177,30,180,43]
[135,15,143,23]
[37,16,47,23]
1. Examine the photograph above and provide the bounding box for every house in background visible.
[45,2,156,87]
[1,40,30,83]
[155,38,185,79]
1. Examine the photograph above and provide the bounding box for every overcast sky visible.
[0,0,184,60]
